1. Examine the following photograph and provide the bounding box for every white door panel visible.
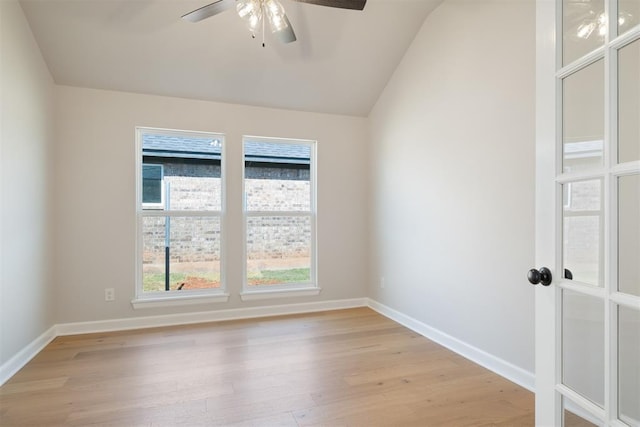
[535,0,640,425]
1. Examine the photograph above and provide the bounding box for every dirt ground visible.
[159,257,311,290]
[173,276,286,290]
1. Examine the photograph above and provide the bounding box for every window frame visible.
[240,136,319,300]
[133,127,228,308]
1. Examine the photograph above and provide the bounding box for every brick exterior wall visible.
[142,161,311,265]
[563,179,602,284]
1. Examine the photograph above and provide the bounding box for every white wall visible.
[0,1,55,365]
[53,86,369,323]
[368,0,536,374]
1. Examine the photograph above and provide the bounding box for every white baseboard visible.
[367,298,535,392]
[1,298,366,386]
[2,297,534,395]
[0,325,57,386]
[55,298,368,336]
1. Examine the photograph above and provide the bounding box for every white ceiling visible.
[20,0,440,117]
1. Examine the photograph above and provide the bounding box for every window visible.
[142,164,164,209]
[242,136,318,299]
[134,128,227,307]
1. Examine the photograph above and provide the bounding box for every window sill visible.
[131,293,230,309]
[239,287,321,301]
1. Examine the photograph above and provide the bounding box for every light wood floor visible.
[0,308,534,426]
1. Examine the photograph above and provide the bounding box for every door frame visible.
[535,0,560,424]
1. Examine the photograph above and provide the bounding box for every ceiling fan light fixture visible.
[264,0,287,29]
[182,0,365,45]
[266,2,289,32]
[237,0,263,34]
[272,15,297,43]
[265,0,284,14]
[236,0,296,44]
[264,0,296,43]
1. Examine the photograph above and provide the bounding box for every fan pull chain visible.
[262,2,266,48]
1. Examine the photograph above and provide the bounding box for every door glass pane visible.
[619,39,640,164]
[563,179,604,286]
[619,0,640,36]
[618,305,640,425]
[562,289,605,407]
[563,0,605,65]
[563,60,605,172]
[619,174,640,296]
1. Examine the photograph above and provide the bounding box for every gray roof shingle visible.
[143,134,310,165]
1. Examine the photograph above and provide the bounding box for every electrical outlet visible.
[380,277,385,289]
[104,288,115,302]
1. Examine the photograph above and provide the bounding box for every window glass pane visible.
[563,179,604,286]
[142,216,166,291]
[619,0,640,36]
[563,60,605,173]
[563,0,605,65]
[618,39,640,164]
[247,216,311,286]
[142,164,163,205]
[618,305,640,425]
[619,174,640,296]
[244,141,311,212]
[562,289,605,407]
[142,216,221,292]
[243,138,315,290]
[142,133,222,211]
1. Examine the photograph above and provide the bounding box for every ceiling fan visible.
[182,0,367,46]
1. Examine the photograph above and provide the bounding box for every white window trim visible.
[242,135,318,296]
[239,287,321,302]
[131,292,230,309]
[134,127,226,307]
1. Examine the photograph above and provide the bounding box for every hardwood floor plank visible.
[0,377,68,395]
[0,308,534,426]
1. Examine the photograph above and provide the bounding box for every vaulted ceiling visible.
[20,0,441,116]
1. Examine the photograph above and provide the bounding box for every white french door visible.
[535,0,640,426]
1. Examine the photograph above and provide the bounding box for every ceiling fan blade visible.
[290,0,366,10]
[273,15,297,43]
[181,0,236,23]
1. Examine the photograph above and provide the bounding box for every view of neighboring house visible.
[141,133,313,292]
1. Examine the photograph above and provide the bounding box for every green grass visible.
[248,268,311,285]
[144,268,311,291]
[258,268,310,282]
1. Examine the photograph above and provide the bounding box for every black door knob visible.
[528,267,552,286]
